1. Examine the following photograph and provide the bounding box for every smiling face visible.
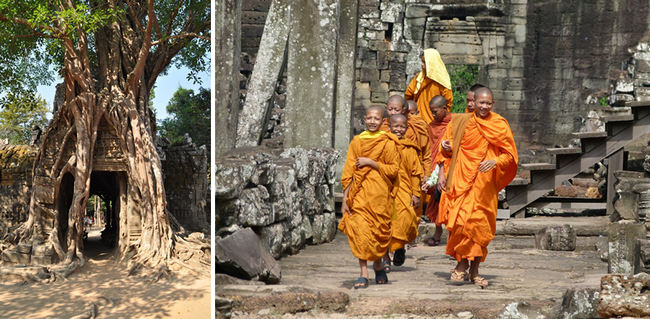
[389,116,408,138]
[364,108,384,132]
[475,91,494,119]
[465,91,476,112]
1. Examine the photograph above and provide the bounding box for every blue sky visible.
[36,66,211,121]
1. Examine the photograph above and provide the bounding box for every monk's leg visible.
[373,259,388,284]
[468,259,488,287]
[451,258,469,281]
[359,259,369,279]
[382,252,391,272]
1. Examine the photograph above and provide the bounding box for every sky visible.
[36,66,211,121]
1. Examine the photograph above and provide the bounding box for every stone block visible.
[388,52,408,63]
[32,244,53,256]
[535,225,576,251]
[259,222,286,258]
[390,75,407,91]
[406,5,430,18]
[371,92,389,103]
[216,296,234,319]
[637,59,650,73]
[215,158,259,199]
[551,287,600,319]
[598,274,650,318]
[498,302,547,319]
[380,70,390,82]
[31,255,52,266]
[368,40,389,51]
[16,243,32,254]
[379,2,403,23]
[371,81,389,93]
[359,68,380,82]
[612,94,635,106]
[638,239,650,274]
[389,61,406,77]
[616,78,635,93]
[236,185,273,227]
[608,222,646,274]
[377,51,389,70]
[359,5,380,19]
[360,58,378,69]
[613,192,639,221]
[1,250,30,264]
[215,227,281,284]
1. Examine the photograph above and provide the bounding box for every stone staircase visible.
[505,101,650,216]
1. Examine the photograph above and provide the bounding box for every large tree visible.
[0,0,210,279]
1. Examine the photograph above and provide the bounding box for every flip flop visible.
[471,276,488,288]
[354,277,369,289]
[450,270,467,282]
[374,269,388,284]
[382,260,391,273]
[427,237,441,246]
[393,248,406,266]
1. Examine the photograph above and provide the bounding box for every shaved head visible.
[387,95,407,109]
[469,83,485,93]
[474,87,494,100]
[429,95,447,109]
[367,105,385,117]
[389,114,407,126]
[407,100,417,110]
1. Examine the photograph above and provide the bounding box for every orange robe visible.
[405,74,453,124]
[436,112,518,262]
[389,138,423,251]
[424,113,451,225]
[338,131,401,261]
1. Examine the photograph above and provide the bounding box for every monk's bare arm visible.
[341,184,352,216]
[436,164,446,192]
[356,157,378,170]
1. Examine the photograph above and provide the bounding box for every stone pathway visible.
[218,218,610,318]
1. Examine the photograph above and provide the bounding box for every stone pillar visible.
[283,0,339,148]
[236,0,292,147]
[608,221,646,274]
[215,0,242,158]
[333,0,359,191]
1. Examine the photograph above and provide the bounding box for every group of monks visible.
[338,48,519,289]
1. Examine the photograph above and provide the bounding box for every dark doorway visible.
[57,172,75,251]
[84,171,121,259]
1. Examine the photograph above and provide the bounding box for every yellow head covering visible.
[414,48,452,94]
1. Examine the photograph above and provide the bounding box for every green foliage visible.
[599,96,609,106]
[0,0,211,93]
[158,86,210,154]
[448,65,479,113]
[0,90,50,144]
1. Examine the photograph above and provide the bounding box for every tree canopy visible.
[0,90,49,144]
[158,86,210,153]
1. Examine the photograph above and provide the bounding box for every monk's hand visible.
[410,195,421,209]
[441,139,451,152]
[341,202,351,216]
[356,157,370,168]
[421,183,429,192]
[436,172,446,192]
[478,159,497,173]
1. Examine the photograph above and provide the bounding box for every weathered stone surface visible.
[608,222,646,274]
[497,301,547,319]
[259,222,286,258]
[31,255,52,266]
[215,227,281,284]
[535,225,576,251]
[32,244,53,257]
[221,290,349,314]
[311,212,336,244]
[597,274,650,318]
[236,185,273,227]
[638,239,650,274]
[215,158,259,199]
[216,296,234,319]
[613,192,639,222]
[1,250,30,264]
[236,0,291,147]
[550,287,600,319]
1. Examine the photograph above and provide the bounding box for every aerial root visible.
[69,301,98,319]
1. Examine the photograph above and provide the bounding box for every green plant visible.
[599,96,609,106]
[448,64,479,113]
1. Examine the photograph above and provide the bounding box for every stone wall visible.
[215,145,339,259]
[160,137,210,232]
[0,145,35,235]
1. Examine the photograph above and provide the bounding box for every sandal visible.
[354,277,369,289]
[374,268,388,284]
[450,270,467,282]
[471,276,488,288]
[393,248,406,266]
[427,237,441,246]
[382,261,391,273]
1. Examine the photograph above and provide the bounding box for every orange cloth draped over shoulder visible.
[389,138,423,251]
[436,112,518,262]
[338,131,401,261]
[405,76,453,124]
[424,113,451,225]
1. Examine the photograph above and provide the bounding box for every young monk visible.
[405,48,453,124]
[436,87,518,288]
[421,95,451,246]
[382,96,431,226]
[465,84,485,113]
[385,114,423,267]
[338,105,401,288]
[407,100,419,116]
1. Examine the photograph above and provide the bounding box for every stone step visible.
[508,177,529,186]
[602,114,635,122]
[495,216,609,237]
[625,100,650,107]
[521,163,556,171]
[546,147,582,155]
[572,131,608,139]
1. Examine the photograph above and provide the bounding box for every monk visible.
[421,95,451,246]
[407,100,419,116]
[465,84,485,113]
[338,105,401,288]
[385,114,423,267]
[436,87,518,288]
[405,48,453,124]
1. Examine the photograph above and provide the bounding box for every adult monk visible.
[405,48,453,124]
[435,87,518,288]
[465,84,485,113]
[339,106,401,288]
[386,114,423,267]
[421,95,451,246]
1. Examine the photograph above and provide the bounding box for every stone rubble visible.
[597,273,650,318]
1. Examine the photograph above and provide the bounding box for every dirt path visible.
[1,228,211,319]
